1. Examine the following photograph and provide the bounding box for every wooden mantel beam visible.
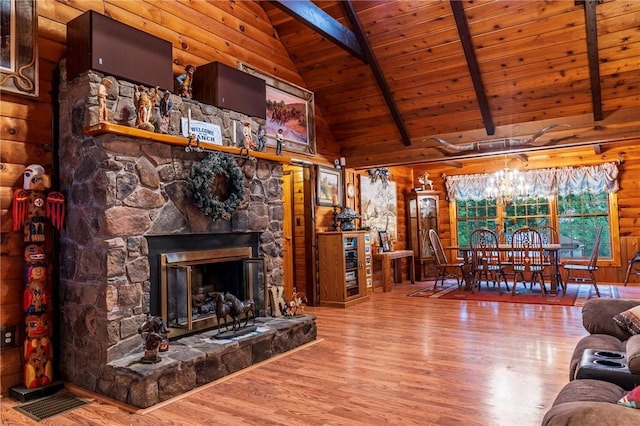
[83,123,294,164]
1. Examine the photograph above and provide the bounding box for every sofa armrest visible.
[582,299,640,341]
[543,401,640,426]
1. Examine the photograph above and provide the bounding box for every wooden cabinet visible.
[406,190,439,280]
[317,231,370,308]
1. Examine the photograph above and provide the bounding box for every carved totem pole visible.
[12,165,64,389]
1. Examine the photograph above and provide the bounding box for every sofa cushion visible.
[614,305,640,336]
[552,379,626,406]
[543,380,637,426]
[582,299,640,341]
[542,401,640,425]
[618,385,640,408]
[626,335,640,374]
[569,334,626,381]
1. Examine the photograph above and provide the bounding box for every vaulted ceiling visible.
[262,0,640,168]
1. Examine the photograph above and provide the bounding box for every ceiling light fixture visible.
[485,157,530,204]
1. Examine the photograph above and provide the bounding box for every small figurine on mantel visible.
[176,64,195,98]
[158,90,173,134]
[257,124,266,152]
[134,85,155,131]
[243,121,256,150]
[98,78,112,122]
[275,128,284,155]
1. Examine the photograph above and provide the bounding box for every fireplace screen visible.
[160,247,265,339]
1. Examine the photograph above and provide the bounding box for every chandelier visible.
[486,159,530,204]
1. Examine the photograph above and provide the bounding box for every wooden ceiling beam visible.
[450,0,495,136]
[342,0,413,146]
[267,0,366,62]
[582,0,604,121]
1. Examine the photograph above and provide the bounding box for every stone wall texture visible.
[57,65,292,396]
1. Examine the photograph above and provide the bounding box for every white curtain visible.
[445,162,619,201]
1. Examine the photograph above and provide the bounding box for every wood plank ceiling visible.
[262,0,640,168]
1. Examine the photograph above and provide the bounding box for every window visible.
[558,192,612,259]
[456,199,497,247]
[446,162,619,262]
[453,193,615,261]
[504,196,551,241]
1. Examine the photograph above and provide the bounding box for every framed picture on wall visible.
[316,165,342,207]
[0,0,38,97]
[237,62,316,156]
[379,231,391,252]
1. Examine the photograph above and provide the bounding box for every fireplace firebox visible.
[147,233,265,339]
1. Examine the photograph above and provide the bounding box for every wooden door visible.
[282,170,294,298]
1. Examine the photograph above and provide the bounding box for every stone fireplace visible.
[55,66,316,407]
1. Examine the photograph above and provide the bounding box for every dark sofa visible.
[543,299,640,425]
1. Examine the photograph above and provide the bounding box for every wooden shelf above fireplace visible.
[84,122,295,164]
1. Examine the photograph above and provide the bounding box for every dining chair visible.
[537,225,564,292]
[428,229,465,290]
[563,227,603,297]
[510,227,547,296]
[469,228,509,294]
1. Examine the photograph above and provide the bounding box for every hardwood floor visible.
[2,282,640,425]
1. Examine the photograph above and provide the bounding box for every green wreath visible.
[187,152,245,221]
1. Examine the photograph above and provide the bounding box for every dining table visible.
[445,243,576,295]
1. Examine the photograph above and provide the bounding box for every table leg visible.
[550,251,558,295]
[409,255,415,283]
[462,250,473,291]
[393,259,402,283]
[381,257,392,293]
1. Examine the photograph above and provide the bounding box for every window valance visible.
[444,162,619,201]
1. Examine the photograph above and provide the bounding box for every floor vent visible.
[13,391,90,422]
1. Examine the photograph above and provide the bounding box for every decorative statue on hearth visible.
[176,64,195,98]
[224,292,255,331]
[138,315,169,363]
[215,292,232,333]
[284,287,307,316]
[12,164,65,243]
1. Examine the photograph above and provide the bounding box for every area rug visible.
[408,281,619,306]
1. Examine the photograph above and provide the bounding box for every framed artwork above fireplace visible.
[237,62,316,157]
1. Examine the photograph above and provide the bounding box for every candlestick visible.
[187,108,191,136]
